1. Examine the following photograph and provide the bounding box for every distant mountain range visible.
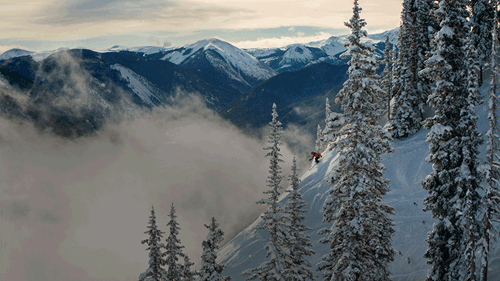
[0,29,398,138]
[245,29,397,73]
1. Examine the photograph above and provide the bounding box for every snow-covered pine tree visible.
[413,0,437,118]
[316,124,325,152]
[380,36,393,118]
[469,0,495,85]
[199,217,231,281]
[390,44,398,121]
[325,97,332,120]
[323,111,345,148]
[139,205,168,281]
[460,28,483,281]
[419,1,480,280]
[316,1,395,280]
[480,4,500,280]
[241,103,294,281]
[390,0,423,139]
[284,157,315,281]
[322,98,334,148]
[164,202,186,281]
[181,255,195,281]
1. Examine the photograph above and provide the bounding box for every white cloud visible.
[230,31,333,49]
[0,0,401,48]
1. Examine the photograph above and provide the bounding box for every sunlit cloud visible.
[230,31,335,49]
[0,0,402,51]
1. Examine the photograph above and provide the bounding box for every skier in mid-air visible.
[309,151,322,163]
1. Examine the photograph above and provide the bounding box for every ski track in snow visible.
[219,125,500,281]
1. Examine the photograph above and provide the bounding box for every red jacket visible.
[310,152,322,160]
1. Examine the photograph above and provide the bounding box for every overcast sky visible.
[0,0,402,53]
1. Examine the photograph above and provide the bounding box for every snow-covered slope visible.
[110,64,163,106]
[161,38,277,83]
[281,44,315,66]
[218,126,500,280]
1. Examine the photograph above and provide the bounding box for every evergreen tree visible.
[241,103,293,281]
[285,158,315,281]
[380,36,393,118]
[181,255,196,281]
[322,112,345,148]
[480,5,500,280]
[326,97,332,120]
[165,203,186,281]
[469,0,495,85]
[139,205,168,281]
[322,97,334,148]
[390,44,398,121]
[316,124,325,152]
[413,0,437,117]
[419,1,482,280]
[199,217,231,281]
[390,0,423,139]
[316,1,395,280]
[460,29,483,281]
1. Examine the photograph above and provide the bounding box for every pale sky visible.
[0,0,402,53]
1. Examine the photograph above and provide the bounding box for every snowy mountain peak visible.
[0,48,35,61]
[161,38,277,83]
[0,48,68,62]
[280,44,315,67]
[162,38,257,65]
[367,28,399,45]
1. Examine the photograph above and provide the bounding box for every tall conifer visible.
[419,1,481,280]
[241,103,293,281]
[165,203,186,281]
[469,0,495,85]
[285,158,315,281]
[390,0,423,138]
[480,3,500,280]
[380,36,393,118]
[414,0,437,105]
[139,205,168,281]
[460,28,483,281]
[317,1,395,280]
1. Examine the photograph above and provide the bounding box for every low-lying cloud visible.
[1,84,306,281]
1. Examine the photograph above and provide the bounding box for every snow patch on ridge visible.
[0,48,60,62]
[161,38,277,82]
[110,64,162,106]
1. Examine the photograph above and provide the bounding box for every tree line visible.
[317,0,500,280]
